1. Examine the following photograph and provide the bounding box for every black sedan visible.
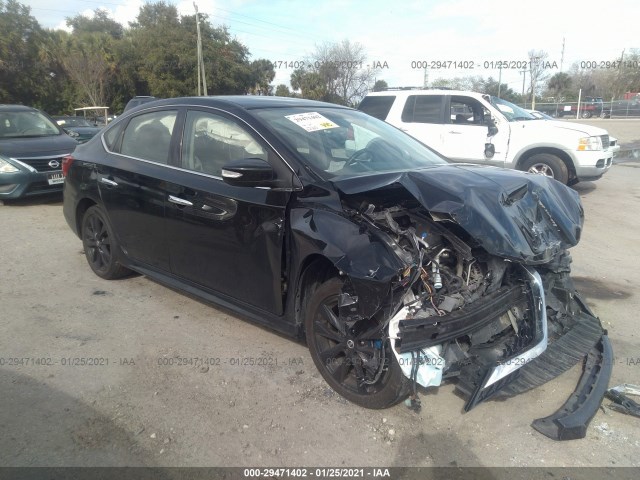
[53,116,102,143]
[62,96,611,440]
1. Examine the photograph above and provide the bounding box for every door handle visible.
[168,195,193,207]
[99,177,118,187]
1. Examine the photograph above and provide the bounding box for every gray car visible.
[0,105,77,199]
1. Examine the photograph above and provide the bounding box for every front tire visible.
[520,153,569,184]
[305,278,410,409]
[81,205,131,279]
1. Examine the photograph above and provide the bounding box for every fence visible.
[525,101,640,119]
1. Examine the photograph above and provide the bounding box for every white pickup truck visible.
[358,89,614,184]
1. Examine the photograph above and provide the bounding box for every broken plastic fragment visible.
[605,384,640,418]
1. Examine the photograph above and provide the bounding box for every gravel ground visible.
[1,162,639,469]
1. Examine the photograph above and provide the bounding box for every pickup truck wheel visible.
[305,277,410,409]
[581,111,592,119]
[520,154,569,184]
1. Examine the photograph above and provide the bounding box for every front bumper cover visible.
[397,266,612,440]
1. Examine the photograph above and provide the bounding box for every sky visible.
[22,0,640,92]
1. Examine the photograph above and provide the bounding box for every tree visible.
[290,40,378,106]
[546,72,572,102]
[372,80,388,92]
[0,0,48,105]
[431,76,485,91]
[54,31,116,107]
[248,59,275,95]
[275,84,291,97]
[528,50,549,106]
[482,76,519,103]
[66,9,124,39]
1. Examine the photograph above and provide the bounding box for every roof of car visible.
[364,89,486,98]
[136,96,352,111]
[0,104,39,112]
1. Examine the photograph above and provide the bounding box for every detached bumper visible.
[532,335,613,440]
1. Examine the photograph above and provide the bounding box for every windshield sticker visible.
[496,104,514,114]
[285,112,339,132]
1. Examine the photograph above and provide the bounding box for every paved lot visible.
[1,163,639,468]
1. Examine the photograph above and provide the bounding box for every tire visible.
[81,205,131,279]
[520,153,569,185]
[581,111,592,119]
[304,277,410,409]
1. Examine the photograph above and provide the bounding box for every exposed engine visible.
[349,202,535,394]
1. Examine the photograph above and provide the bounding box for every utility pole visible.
[560,37,565,72]
[194,2,207,96]
[423,66,428,88]
[519,69,527,107]
[497,64,502,98]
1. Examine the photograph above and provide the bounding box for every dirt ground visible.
[1,162,639,469]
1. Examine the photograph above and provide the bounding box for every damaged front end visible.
[321,166,612,440]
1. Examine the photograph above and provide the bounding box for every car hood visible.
[64,126,101,135]
[0,135,78,157]
[515,119,608,137]
[332,164,584,264]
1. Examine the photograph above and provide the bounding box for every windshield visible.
[253,107,447,180]
[488,96,535,122]
[56,117,94,128]
[0,111,61,138]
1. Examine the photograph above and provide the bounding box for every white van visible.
[359,89,614,184]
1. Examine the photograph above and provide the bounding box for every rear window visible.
[358,96,395,120]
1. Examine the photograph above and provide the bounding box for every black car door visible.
[165,108,292,315]
[98,108,180,271]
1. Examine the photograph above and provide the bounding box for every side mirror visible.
[485,114,498,137]
[221,158,275,187]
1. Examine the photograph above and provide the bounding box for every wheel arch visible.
[75,197,98,238]
[293,254,340,336]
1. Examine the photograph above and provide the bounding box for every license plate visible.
[47,172,64,185]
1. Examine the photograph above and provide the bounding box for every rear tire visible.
[520,154,569,184]
[81,205,131,279]
[305,277,410,409]
[581,111,592,119]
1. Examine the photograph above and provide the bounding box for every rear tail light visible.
[61,155,74,177]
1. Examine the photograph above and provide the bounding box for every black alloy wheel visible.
[305,278,409,409]
[81,205,131,279]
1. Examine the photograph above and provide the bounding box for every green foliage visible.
[0,1,276,114]
[66,8,124,39]
[275,84,292,97]
[372,80,388,92]
[430,76,519,102]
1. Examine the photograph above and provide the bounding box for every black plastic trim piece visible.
[397,285,527,353]
[531,335,613,441]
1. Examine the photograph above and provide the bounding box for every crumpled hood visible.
[333,164,584,264]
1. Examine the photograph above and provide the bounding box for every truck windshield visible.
[488,96,535,122]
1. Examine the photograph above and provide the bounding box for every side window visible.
[103,122,123,150]
[358,96,396,120]
[449,96,489,125]
[401,95,443,123]
[119,110,177,164]
[181,110,267,177]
